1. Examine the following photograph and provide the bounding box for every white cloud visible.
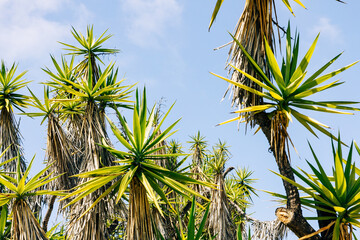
[311,17,343,44]
[121,0,182,47]
[0,0,91,62]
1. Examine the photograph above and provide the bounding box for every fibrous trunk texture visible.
[207,174,236,240]
[42,114,77,231]
[151,207,176,240]
[226,0,273,127]
[66,103,116,240]
[127,177,154,240]
[46,114,77,191]
[12,200,48,240]
[191,145,208,201]
[0,108,26,173]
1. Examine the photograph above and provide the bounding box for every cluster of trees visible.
[0,0,359,239]
[0,26,264,240]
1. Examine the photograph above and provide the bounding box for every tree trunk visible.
[42,195,56,232]
[254,112,320,239]
[127,177,154,240]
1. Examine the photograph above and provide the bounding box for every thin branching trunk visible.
[42,195,56,232]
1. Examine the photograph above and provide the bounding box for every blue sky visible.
[2,0,360,237]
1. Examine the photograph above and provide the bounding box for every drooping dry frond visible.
[46,114,77,192]
[225,0,274,126]
[251,219,287,240]
[229,200,287,240]
[127,177,155,240]
[42,113,77,227]
[66,191,116,240]
[0,61,29,172]
[0,108,26,173]
[270,111,290,162]
[12,200,48,240]
[151,206,177,240]
[66,102,117,240]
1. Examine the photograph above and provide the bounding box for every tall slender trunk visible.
[127,177,154,240]
[254,112,320,239]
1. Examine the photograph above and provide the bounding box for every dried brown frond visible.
[251,219,288,240]
[207,173,236,240]
[0,108,26,173]
[66,190,117,240]
[41,113,77,227]
[66,113,84,172]
[12,199,48,240]
[66,102,119,240]
[225,0,274,127]
[46,114,77,192]
[151,202,177,240]
[270,111,290,163]
[229,200,288,240]
[127,177,155,240]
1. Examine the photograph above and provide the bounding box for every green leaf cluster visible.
[62,89,214,218]
[0,61,30,112]
[213,24,359,140]
[0,154,64,206]
[271,137,360,239]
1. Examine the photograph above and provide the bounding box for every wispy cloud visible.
[121,0,182,47]
[0,0,91,62]
[311,17,343,44]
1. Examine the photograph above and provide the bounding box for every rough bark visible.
[254,112,320,239]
